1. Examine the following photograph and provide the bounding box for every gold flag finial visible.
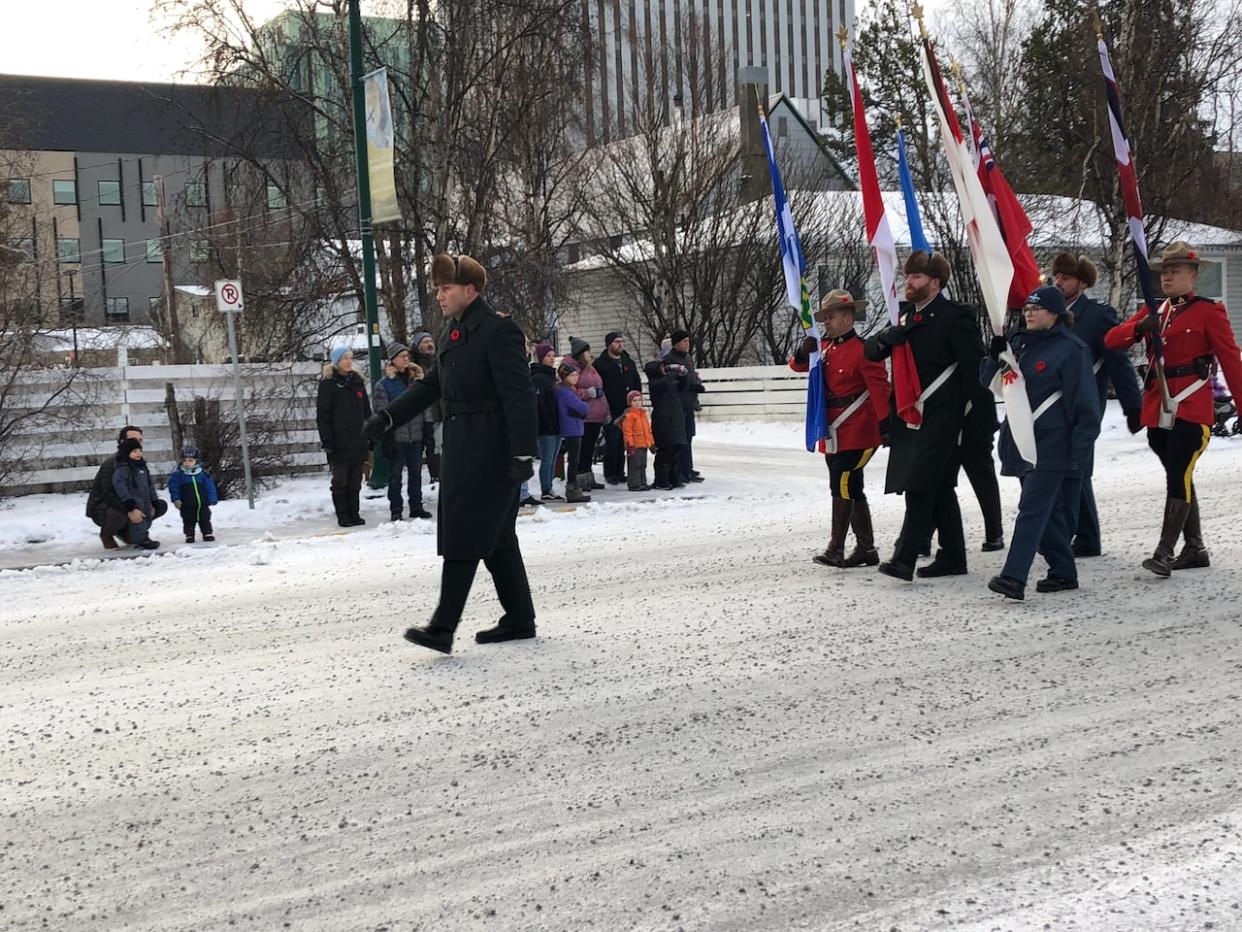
[896,113,903,130]
[836,25,848,48]
[1092,10,1104,40]
[912,3,928,39]
[950,58,966,96]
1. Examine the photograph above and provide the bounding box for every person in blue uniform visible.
[1050,253,1143,557]
[982,286,1101,601]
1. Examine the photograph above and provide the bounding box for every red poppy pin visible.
[913,313,924,323]
[1035,360,1047,372]
[1187,250,1198,260]
[356,391,364,398]
[450,328,461,341]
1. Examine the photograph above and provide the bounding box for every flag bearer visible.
[1050,252,1143,557]
[865,251,986,581]
[1104,241,1242,576]
[791,289,891,567]
[984,287,1100,601]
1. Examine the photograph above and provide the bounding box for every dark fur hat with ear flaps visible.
[430,253,487,293]
[1051,252,1098,287]
[903,250,952,286]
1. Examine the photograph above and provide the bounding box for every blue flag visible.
[758,110,826,452]
[897,126,930,254]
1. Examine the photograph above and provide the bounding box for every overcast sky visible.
[0,0,944,84]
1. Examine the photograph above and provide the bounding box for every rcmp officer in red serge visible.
[1105,241,1242,576]
[364,254,539,652]
[1050,252,1143,558]
[790,289,891,567]
[864,250,987,581]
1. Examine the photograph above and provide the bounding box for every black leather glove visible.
[362,410,392,444]
[989,335,1008,360]
[1135,313,1161,336]
[507,458,534,483]
[878,326,908,347]
[1126,410,1143,434]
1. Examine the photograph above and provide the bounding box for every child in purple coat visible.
[556,360,591,503]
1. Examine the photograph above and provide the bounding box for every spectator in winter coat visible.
[87,424,168,549]
[555,360,591,503]
[981,286,1101,601]
[569,337,609,492]
[663,330,706,482]
[374,343,431,521]
[413,331,443,484]
[531,343,562,500]
[618,390,655,491]
[317,347,372,528]
[593,332,642,484]
[111,437,163,550]
[168,444,218,543]
[644,358,689,489]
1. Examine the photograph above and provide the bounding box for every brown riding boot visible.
[1171,497,1210,570]
[100,528,120,550]
[813,498,853,566]
[841,498,880,568]
[1142,498,1192,578]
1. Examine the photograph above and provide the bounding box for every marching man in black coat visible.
[864,250,987,581]
[364,254,539,654]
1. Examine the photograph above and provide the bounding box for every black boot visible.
[403,624,454,653]
[333,492,351,528]
[1143,498,1192,577]
[348,490,366,527]
[1171,497,1210,570]
[878,559,915,582]
[917,549,968,577]
[988,574,1025,600]
[813,498,853,566]
[841,499,880,568]
[476,617,537,643]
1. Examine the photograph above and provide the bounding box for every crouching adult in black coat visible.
[86,425,168,548]
[364,254,539,654]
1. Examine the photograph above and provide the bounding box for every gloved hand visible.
[989,335,1008,360]
[362,410,392,444]
[507,457,534,483]
[878,326,908,347]
[1126,410,1143,434]
[1135,313,1161,336]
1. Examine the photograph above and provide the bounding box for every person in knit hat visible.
[555,359,591,503]
[530,342,562,499]
[617,389,655,491]
[594,331,642,484]
[568,338,608,491]
[409,331,443,485]
[663,330,706,483]
[168,444,218,543]
[110,437,163,550]
[318,346,372,527]
[86,424,168,549]
[374,343,430,521]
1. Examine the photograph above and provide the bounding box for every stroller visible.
[1210,370,1240,437]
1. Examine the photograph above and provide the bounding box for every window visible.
[6,178,31,203]
[9,238,34,260]
[266,183,286,209]
[142,182,157,207]
[97,180,121,206]
[56,237,81,264]
[102,238,126,264]
[53,179,77,205]
[146,239,163,263]
[190,239,211,264]
[105,297,130,320]
[184,181,207,207]
[1197,260,1225,300]
[148,296,163,315]
[59,297,85,324]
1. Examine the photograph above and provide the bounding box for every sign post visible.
[215,279,255,510]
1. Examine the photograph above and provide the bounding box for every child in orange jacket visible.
[618,390,655,491]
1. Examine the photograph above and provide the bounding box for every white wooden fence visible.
[1,360,325,496]
[696,365,807,421]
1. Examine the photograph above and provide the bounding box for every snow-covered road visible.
[3,409,1241,930]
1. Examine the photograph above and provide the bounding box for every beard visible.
[904,281,932,305]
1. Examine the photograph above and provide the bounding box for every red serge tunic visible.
[789,331,893,452]
[1104,293,1242,428]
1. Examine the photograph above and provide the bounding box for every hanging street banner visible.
[364,67,401,225]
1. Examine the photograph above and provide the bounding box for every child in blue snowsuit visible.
[169,445,219,543]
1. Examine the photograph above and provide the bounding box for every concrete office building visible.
[1,75,305,329]
[582,0,854,144]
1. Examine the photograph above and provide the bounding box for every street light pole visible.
[348,0,389,489]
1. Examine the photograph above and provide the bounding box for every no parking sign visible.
[214,279,244,313]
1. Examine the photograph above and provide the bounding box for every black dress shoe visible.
[1071,540,1101,558]
[988,575,1025,600]
[1035,575,1079,593]
[403,624,454,654]
[981,537,1005,552]
[410,508,433,520]
[878,560,914,581]
[475,622,537,644]
[917,557,968,578]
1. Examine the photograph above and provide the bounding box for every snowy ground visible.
[3,406,1242,930]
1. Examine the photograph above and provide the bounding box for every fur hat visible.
[118,437,143,457]
[430,253,487,292]
[569,336,590,358]
[670,329,690,345]
[1050,253,1098,287]
[903,250,952,286]
[535,342,555,363]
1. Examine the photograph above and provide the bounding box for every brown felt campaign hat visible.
[1150,240,1213,273]
[813,288,868,322]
